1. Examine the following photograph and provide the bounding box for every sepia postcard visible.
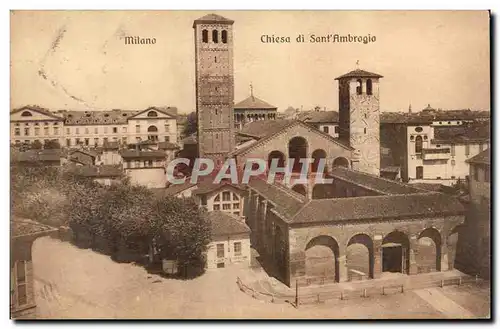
[9,10,491,320]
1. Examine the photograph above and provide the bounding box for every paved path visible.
[414,288,475,319]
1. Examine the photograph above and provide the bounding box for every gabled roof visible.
[335,69,383,80]
[193,13,234,27]
[208,211,250,238]
[466,149,490,165]
[63,109,138,125]
[11,105,64,121]
[69,149,98,158]
[289,192,464,225]
[234,96,277,110]
[231,120,352,157]
[128,106,178,119]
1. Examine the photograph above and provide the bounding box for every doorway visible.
[382,245,404,273]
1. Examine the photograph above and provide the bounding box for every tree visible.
[44,139,61,149]
[183,112,197,137]
[154,196,211,278]
[31,140,43,150]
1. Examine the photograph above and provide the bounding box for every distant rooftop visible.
[234,95,277,110]
[335,69,383,80]
[193,13,234,27]
[208,211,250,238]
[466,148,490,165]
[298,111,339,124]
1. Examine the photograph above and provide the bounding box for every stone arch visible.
[305,235,340,282]
[382,230,410,274]
[268,150,286,170]
[333,157,349,168]
[312,184,334,199]
[415,135,423,154]
[221,30,228,43]
[212,29,219,43]
[288,136,308,173]
[291,184,306,196]
[311,149,327,173]
[417,227,442,273]
[346,233,374,279]
[202,29,208,43]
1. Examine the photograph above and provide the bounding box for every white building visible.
[10,105,178,148]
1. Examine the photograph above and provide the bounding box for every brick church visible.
[183,13,466,287]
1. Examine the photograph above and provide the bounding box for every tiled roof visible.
[11,149,62,163]
[290,192,464,225]
[234,96,277,110]
[11,218,58,238]
[335,69,383,80]
[70,164,123,178]
[330,166,421,195]
[248,178,306,219]
[432,124,490,144]
[153,181,197,197]
[120,150,166,159]
[158,142,180,150]
[298,111,339,124]
[208,211,250,237]
[380,109,490,124]
[63,110,138,125]
[192,180,245,196]
[239,119,295,139]
[466,149,490,165]
[193,13,234,26]
[132,106,178,119]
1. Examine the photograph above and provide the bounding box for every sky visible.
[10,10,490,114]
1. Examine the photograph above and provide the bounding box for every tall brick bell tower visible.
[336,68,383,176]
[193,14,235,164]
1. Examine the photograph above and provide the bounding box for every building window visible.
[212,30,219,43]
[85,128,89,134]
[323,126,329,133]
[14,128,20,136]
[474,165,480,181]
[54,127,59,135]
[451,159,456,166]
[200,195,207,206]
[122,127,127,133]
[232,193,239,201]
[103,127,108,134]
[66,139,71,147]
[21,111,32,117]
[415,135,423,154]
[75,138,80,145]
[356,79,362,95]
[147,111,158,117]
[94,127,98,134]
[233,203,239,209]
[234,211,240,216]
[34,127,40,136]
[24,127,29,136]
[216,244,224,258]
[94,138,99,146]
[416,166,423,179]
[222,191,231,201]
[334,126,339,134]
[136,125,141,133]
[234,242,242,256]
[366,79,373,95]
[214,194,220,202]
[221,30,228,43]
[122,137,127,145]
[103,137,109,144]
[364,128,367,134]
[164,124,170,133]
[135,160,141,168]
[202,29,208,43]
[66,128,70,135]
[44,127,49,135]
[451,144,456,156]
[164,136,170,142]
[213,204,220,211]
[147,125,158,141]
[479,143,484,152]
[75,128,80,135]
[113,127,118,134]
[84,138,89,146]
[15,261,27,306]
[465,143,470,156]
[223,204,231,210]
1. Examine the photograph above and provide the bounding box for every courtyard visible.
[32,237,490,319]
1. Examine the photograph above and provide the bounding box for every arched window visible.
[415,135,423,154]
[147,125,158,132]
[212,30,219,43]
[366,79,373,95]
[202,29,208,43]
[214,56,217,63]
[21,111,32,117]
[147,111,158,117]
[356,79,362,95]
[221,30,228,43]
